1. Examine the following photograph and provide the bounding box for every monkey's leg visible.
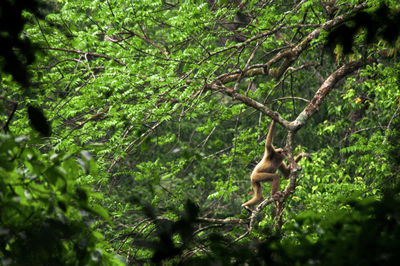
[242,180,263,207]
[252,172,280,195]
[242,173,280,207]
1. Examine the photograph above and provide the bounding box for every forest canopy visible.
[1,0,400,264]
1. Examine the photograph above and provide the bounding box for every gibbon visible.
[242,120,308,210]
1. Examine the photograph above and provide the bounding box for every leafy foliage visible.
[112,186,400,265]
[1,0,400,264]
[0,135,121,265]
[0,0,47,87]
[328,3,400,54]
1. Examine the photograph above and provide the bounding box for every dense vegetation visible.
[1,0,399,264]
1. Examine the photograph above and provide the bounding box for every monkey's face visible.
[275,148,286,159]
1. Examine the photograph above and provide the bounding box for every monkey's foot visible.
[242,205,252,215]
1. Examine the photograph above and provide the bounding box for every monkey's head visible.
[274,147,286,160]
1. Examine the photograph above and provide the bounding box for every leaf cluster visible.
[0,134,122,264]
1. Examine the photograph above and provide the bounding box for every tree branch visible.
[123,28,169,59]
[197,217,249,225]
[211,3,368,84]
[0,95,18,133]
[270,96,310,103]
[290,60,364,131]
[205,82,291,128]
[42,47,126,66]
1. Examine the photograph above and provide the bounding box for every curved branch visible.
[208,60,364,133]
[271,96,310,103]
[205,82,290,128]
[197,217,249,225]
[290,60,364,131]
[212,3,368,84]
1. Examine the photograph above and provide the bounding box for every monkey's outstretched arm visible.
[279,153,312,178]
[265,120,276,153]
[295,153,312,163]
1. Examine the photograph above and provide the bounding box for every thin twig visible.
[0,96,18,133]
[42,47,126,66]
[383,104,400,144]
[270,96,310,103]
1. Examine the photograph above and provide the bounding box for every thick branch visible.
[213,3,368,84]
[197,217,249,225]
[289,60,364,131]
[205,82,290,128]
[245,192,285,233]
[208,60,364,132]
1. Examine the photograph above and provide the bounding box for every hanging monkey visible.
[242,120,309,211]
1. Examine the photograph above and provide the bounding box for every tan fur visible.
[242,120,306,208]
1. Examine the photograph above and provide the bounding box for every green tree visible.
[1,0,400,264]
[0,0,122,264]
